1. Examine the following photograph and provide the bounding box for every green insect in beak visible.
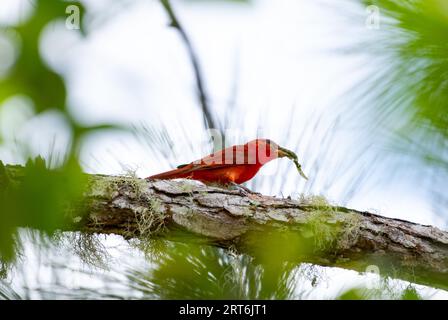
[278,146,308,180]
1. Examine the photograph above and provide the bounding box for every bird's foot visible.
[229,182,260,197]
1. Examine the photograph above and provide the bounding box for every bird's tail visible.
[146,165,192,180]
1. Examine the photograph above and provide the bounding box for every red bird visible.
[147,139,307,185]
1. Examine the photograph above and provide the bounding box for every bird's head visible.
[246,139,308,180]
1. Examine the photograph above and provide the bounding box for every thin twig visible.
[159,0,220,132]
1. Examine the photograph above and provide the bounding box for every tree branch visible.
[3,165,448,291]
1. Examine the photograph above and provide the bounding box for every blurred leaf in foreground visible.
[0,157,86,261]
[348,0,448,215]
[0,0,128,265]
[0,0,85,113]
[337,284,422,300]
[124,239,301,299]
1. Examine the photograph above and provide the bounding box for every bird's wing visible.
[176,144,251,173]
[185,163,242,172]
[149,144,248,180]
[150,161,250,180]
[198,144,248,165]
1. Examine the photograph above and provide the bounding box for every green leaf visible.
[0,0,85,113]
[0,157,87,260]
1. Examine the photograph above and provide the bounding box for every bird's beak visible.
[278,146,308,180]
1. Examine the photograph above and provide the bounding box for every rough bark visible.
[3,165,448,291]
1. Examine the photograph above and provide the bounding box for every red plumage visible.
[147,139,280,184]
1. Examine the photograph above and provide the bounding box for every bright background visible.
[1,0,447,299]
